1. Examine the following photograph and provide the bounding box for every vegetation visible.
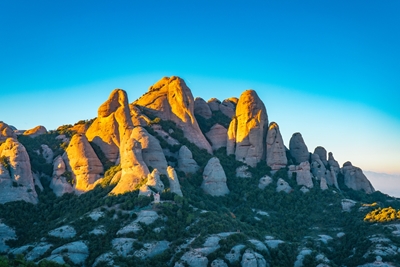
[364,207,400,222]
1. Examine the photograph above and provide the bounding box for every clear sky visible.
[1,1,399,181]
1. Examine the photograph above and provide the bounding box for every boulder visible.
[202,157,230,196]
[207,98,221,111]
[23,125,47,138]
[225,244,246,263]
[288,161,313,188]
[134,241,170,259]
[167,166,183,196]
[236,165,252,178]
[48,225,76,239]
[178,145,199,174]
[111,129,150,195]
[146,169,164,193]
[134,76,212,153]
[63,134,103,192]
[50,176,74,197]
[112,238,135,257]
[41,144,54,164]
[179,251,208,267]
[310,154,329,180]
[194,97,212,119]
[258,175,272,190]
[241,249,267,267]
[205,124,227,150]
[276,178,292,193]
[219,99,235,118]
[314,146,328,167]
[0,121,17,142]
[47,241,88,266]
[289,133,309,164]
[341,199,357,212]
[131,126,168,175]
[320,177,328,190]
[86,89,133,162]
[266,122,287,170]
[227,90,268,167]
[0,138,38,204]
[0,223,16,253]
[211,259,228,267]
[328,152,340,175]
[342,162,375,193]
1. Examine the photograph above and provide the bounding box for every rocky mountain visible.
[0,77,399,267]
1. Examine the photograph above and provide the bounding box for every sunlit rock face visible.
[266,122,287,170]
[342,161,375,194]
[0,138,38,204]
[134,76,212,154]
[227,90,268,167]
[63,134,103,193]
[111,129,150,195]
[289,133,309,164]
[23,125,47,138]
[0,121,17,142]
[86,89,133,162]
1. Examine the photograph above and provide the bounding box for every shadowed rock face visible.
[167,166,183,196]
[134,76,212,154]
[63,134,103,193]
[111,129,150,195]
[206,124,228,151]
[194,97,212,119]
[227,90,268,167]
[0,122,17,142]
[0,138,38,204]
[86,89,133,162]
[314,146,328,167]
[266,122,287,170]
[289,133,309,164]
[202,157,230,196]
[177,145,199,174]
[342,161,375,194]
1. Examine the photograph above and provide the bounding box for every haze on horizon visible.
[1,1,399,188]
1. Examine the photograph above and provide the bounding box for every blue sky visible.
[1,1,399,181]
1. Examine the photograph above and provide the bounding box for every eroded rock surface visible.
[23,125,47,138]
[178,145,199,174]
[194,97,212,119]
[289,133,309,164]
[342,162,375,193]
[167,166,183,196]
[202,157,230,196]
[266,122,287,170]
[206,124,227,151]
[0,121,17,142]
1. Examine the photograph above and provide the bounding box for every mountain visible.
[364,171,400,198]
[0,77,399,267]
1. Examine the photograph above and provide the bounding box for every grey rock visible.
[207,98,221,111]
[211,259,228,267]
[225,244,246,263]
[146,169,164,193]
[41,144,54,164]
[26,242,52,261]
[48,241,88,266]
[236,165,252,178]
[241,249,267,267]
[314,146,328,167]
[341,199,357,212]
[167,166,183,196]
[93,252,115,267]
[219,99,235,118]
[258,175,272,190]
[288,161,314,188]
[178,145,199,174]
[289,133,309,164]
[320,177,328,190]
[266,122,287,170]
[112,238,135,257]
[48,225,76,239]
[276,178,292,193]
[205,124,227,150]
[328,152,340,175]
[202,157,230,196]
[342,162,375,193]
[0,223,16,253]
[180,250,209,267]
[134,241,170,259]
[194,97,212,119]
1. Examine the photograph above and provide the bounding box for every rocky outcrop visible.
[342,162,375,194]
[0,121,17,142]
[202,157,230,196]
[63,134,103,192]
[50,156,74,196]
[0,138,38,204]
[134,76,212,153]
[177,146,199,174]
[227,90,268,167]
[205,124,227,150]
[219,99,235,118]
[207,98,221,111]
[276,178,292,193]
[241,249,267,267]
[167,166,183,196]
[258,175,272,189]
[111,129,150,195]
[320,177,328,190]
[23,125,47,138]
[236,165,252,178]
[194,97,212,119]
[288,161,313,188]
[289,133,309,164]
[266,122,287,170]
[86,89,133,162]
[314,146,328,167]
[328,152,340,175]
[41,144,54,164]
[131,127,168,175]
[130,104,151,127]
[146,169,164,193]
[310,154,327,180]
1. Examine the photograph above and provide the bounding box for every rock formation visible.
[207,98,221,111]
[0,138,38,204]
[328,152,340,175]
[129,104,151,127]
[23,125,47,138]
[202,157,230,196]
[50,156,73,196]
[236,165,252,178]
[0,122,17,142]
[86,89,133,162]
[288,161,314,188]
[205,124,227,151]
[63,134,104,192]
[342,162,375,194]
[276,178,292,193]
[219,99,235,118]
[258,175,272,190]
[177,146,199,174]
[310,153,327,180]
[167,166,183,196]
[320,177,328,190]
[241,249,267,267]
[266,122,287,170]
[194,97,212,119]
[227,90,268,167]
[289,133,309,164]
[146,169,164,193]
[41,144,54,164]
[130,126,168,175]
[314,146,328,167]
[134,76,212,153]
[111,129,150,195]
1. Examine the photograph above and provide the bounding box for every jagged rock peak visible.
[266,122,287,170]
[86,88,133,162]
[23,125,47,138]
[0,121,17,142]
[289,132,309,164]
[63,134,104,193]
[228,90,268,167]
[314,146,328,167]
[342,161,375,194]
[0,138,38,204]
[202,157,230,196]
[135,76,212,154]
